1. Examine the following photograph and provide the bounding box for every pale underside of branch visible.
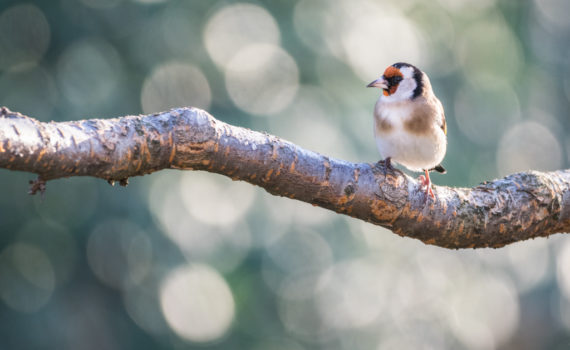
[0,106,569,249]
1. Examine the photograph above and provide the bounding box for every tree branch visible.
[1,106,569,249]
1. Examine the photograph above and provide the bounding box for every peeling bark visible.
[0,106,568,249]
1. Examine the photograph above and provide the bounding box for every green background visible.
[0,0,569,349]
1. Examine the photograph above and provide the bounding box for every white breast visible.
[373,101,446,172]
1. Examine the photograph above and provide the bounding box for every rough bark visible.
[0,106,568,249]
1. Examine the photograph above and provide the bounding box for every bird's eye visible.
[388,76,403,86]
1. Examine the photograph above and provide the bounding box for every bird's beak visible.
[367,78,388,89]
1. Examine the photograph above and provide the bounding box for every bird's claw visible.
[418,174,435,202]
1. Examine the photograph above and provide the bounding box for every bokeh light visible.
[533,0,570,29]
[266,229,332,275]
[0,243,55,313]
[33,179,99,227]
[496,121,562,175]
[0,65,58,120]
[264,193,331,230]
[56,38,123,110]
[340,4,423,81]
[160,264,234,343]
[454,76,521,146]
[292,0,331,55]
[149,171,252,272]
[17,219,77,286]
[262,228,332,298]
[457,17,523,82]
[316,259,387,329]
[506,239,550,293]
[0,4,50,70]
[225,44,299,116]
[410,4,457,76]
[204,3,280,69]
[447,273,519,349]
[87,219,153,290]
[179,172,256,227]
[123,272,170,335]
[294,0,423,80]
[141,62,211,114]
[556,240,570,300]
[160,3,204,58]
[268,86,357,160]
[277,293,333,343]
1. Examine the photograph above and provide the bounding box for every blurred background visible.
[0,0,569,349]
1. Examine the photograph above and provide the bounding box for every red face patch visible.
[382,66,403,96]
[383,66,403,79]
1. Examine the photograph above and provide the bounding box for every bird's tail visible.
[430,165,446,174]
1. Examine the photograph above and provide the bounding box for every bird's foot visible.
[418,171,435,202]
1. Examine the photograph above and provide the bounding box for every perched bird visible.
[367,62,447,199]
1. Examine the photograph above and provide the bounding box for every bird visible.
[367,62,447,200]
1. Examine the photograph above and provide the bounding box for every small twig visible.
[28,175,46,198]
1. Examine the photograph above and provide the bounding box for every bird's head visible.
[367,62,425,101]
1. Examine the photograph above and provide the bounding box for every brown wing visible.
[404,96,446,136]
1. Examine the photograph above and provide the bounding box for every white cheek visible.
[399,66,414,79]
[399,79,414,93]
[378,80,415,103]
[380,88,411,103]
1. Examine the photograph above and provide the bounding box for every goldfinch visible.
[367,62,447,199]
